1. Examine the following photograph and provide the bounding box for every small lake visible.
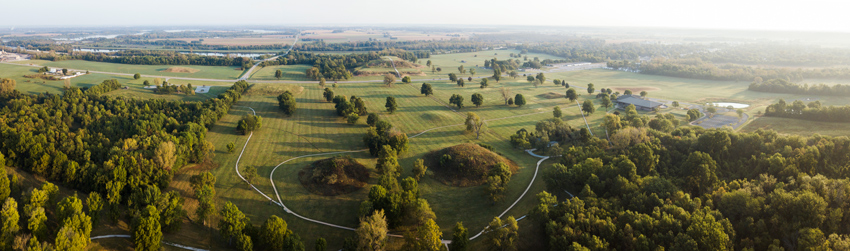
[709,102,750,108]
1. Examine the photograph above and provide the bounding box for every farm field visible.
[10,60,245,80]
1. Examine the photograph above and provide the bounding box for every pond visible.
[708,102,750,108]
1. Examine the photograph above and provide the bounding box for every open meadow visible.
[10,60,245,80]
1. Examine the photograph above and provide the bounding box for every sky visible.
[2,0,849,32]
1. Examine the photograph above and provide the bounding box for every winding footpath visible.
[230,103,557,246]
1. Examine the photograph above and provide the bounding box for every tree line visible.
[764,99,850,122]
[749,78,850,96]
[30,50,254,67]
[261,50,421,80]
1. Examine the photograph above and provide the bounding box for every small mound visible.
[161,67,200,73]
[424,143,519,187]
[609,86,660,92]
[420,112,453,123]
[299,156,369,196]
[538,92,565,99]
[245,84,304,96]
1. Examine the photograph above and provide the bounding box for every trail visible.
[89,235,209,251]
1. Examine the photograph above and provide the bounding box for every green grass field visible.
[741,116,850,137]
[248,64,313,81]
[10,60,245,80]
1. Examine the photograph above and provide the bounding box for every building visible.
[615,94,665,111]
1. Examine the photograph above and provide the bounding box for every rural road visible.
[238,32,300,80]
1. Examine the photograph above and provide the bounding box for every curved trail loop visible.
[229,101,558,246]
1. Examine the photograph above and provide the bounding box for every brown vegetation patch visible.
[609,86,660,92]
[299,156,370,196]
[424,143,519,187]
[24,74,59,81]
[161,67,201,73]
[538,92,565,99]
[244,84,304,96]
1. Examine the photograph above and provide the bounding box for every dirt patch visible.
[538,92,565,99]
[609,86,660,92]
[424,143,519,187]
[161,67,200,73]
[298,156,370,196]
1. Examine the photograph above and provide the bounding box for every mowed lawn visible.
[11,60,245,80]
[248,64,313,81]
[191,81,586,249]
[741,116,850,137]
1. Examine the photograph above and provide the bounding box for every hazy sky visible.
[2,0,848,32]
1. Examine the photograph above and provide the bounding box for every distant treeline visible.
[292,40,484,53]
[608,58,850,81]
[511,40,704,63]
[261,50,422,80]
[105,39,292,51]
[749,78,850,96]
[697,43,850,67]
[765,99,850,122]
[30,50,254,67]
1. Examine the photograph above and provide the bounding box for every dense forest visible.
[516,107,850,250]
[749,78,850,96]
[29,50,254,67]
[764,99,850,122]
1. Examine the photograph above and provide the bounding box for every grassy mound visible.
[424,143,519,187]
[538,92,565,99]
[161,67,200,73]
[299,156,370,196]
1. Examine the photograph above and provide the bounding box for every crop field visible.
[248,64,313,81]
[10,60,245,80]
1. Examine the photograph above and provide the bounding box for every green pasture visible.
[248,64,313,81]
[10,60,245,80]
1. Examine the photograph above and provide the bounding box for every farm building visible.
[615,94,665,111]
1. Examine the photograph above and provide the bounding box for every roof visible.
[615,94,663,108]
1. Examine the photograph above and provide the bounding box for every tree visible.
[426,60,432,67]
[457,79,465,87]
[683,151,718,196]
[672,101,680,108]
[243,166,258,184]
[514,94,526,107]
[357,210,388,251]
[236,234,253,251]
[450,94,464,109]
[236,115,263,135]
[58,195,83,223]
[191,172,216,226]
[55,225,87,251]
[0,159,8,203]
[458,65,465,74]
[143,80,151,87]
[412,159,427,181]
[536,73,546,83]
[687,109,703,121]
[133,73,141,80]
[385,96,398,113]
[553,106,562,118]
[367,113,380,126]
[87,192,103,226]
[587,83,595,94]
[319,78,326,88]
[347,113,360,124]
[154,141,177,170]
[566,88,578,102]
[1,198,19,249]
[323,88,334,102]
[315,237,327,251]
[275,69,283,80]
[485,216,518,251]
[601,95,612,109]
[451,222,468,251]
[0,78,16,94]
[420,83,433,96]
[227,142,236,153]
[624,89,632,95]
[706,106,717,118]
[402,76,411,84]
[486,163,512,202]
[376,145,400,176]
[471,93,484,107]
[736,109,744,120]
[278,91,297,116]
[465,112,485,139]
[582,100,595,115]
[219,202,247,246]
[640,91,648,98]
[527,76,535,83]
[798,228,829,251]
[260,215,297,251]
[405,219,442,251]
[436,67,442,72]
[480,78,489,88]
[132,205,162,251]
[383,74,396,87]
[469,68,476,76]
[500,87,511,105]
[686,208,730,251]
[448,73,458,82]
[61,68,68,75]
[493,68,501,82]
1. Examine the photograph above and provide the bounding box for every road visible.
[238,32,300,80]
